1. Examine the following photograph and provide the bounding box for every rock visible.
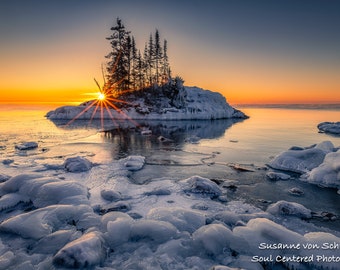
[317,122,340,135]
[267,200,312,219]
[15,141,38,150]
[266,171,291,181]
[181,175,222,198]
[64,156,92,172]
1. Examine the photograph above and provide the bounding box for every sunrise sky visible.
[1,0,339,105]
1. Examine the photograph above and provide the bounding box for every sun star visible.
[98,92,106,101]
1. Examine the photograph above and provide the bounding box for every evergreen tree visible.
[154,29,162,85]
[105,18,131,95]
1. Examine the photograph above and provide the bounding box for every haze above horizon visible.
[1,0,339,105]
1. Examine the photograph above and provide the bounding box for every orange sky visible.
[1,1,340,105]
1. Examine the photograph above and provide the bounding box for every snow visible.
[1,141,340,269]
[304,149,340,190]
[268,141,335,174]
[64,156,92,172]
[318,121,340,135]
[146,207,206,233]
[46,86,248,121]
[266,200,312,219]
[181,175,222,198]
[192,224,234,256]
[53,231,105,268]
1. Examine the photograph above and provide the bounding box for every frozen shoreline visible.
[0,138,340,269]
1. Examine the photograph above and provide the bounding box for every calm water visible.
[1,104,340,230]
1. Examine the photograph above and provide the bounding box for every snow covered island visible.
[46,85,247,121]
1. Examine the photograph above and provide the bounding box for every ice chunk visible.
[15,141,38,150]
[266,171,291,181]
[1,173,42,194]
[100,189,122,201]
[106,218,133,247]
[147,207,206,233]
[31,229,81,254]
[181,175,222,197]
[53,231,104,268]
[33,180,89,207]
[0,193,30,210]
[305,149,340,190]
[0,204,93,239]
[233,218,305,257]
[101,211,133,229]
[212,211,241,228]
[193,224,234,256]
[64,156,92,172]
[266,200,312,219]
[318,121,340,135]
[120,155,145,171]
[268,147,326,173]
[130,220,178,243]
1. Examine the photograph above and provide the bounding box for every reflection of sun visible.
[97,92,106,101]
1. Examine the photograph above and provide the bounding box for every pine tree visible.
[105,18,131,95]
[154,29,162,85]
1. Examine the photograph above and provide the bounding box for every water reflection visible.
[102,119,245,159]
[49,118,246,160]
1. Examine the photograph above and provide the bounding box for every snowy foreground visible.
[1,141,340,269]
[46,87,247,121]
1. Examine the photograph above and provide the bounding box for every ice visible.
[33,180,89,207]
[129,220,178,243]
[101,189,122,201]
[120,155,145,171]
[53,231,105,268]
[305,149,340,190]
[266,171,291,181]
[181,175,222,198]
[266,200,312,219]
[147,207,206,233]
[318,121,340,135]
[233,218,305,257]
[268,141,335,173]
[0,193,29,210]
[31,229,81,254]
[106,218,133,248]
[0,204,93,239]
[64,156,92,172]
[1,174,89,208]
[192,224,234,256]
[15,141,38,151]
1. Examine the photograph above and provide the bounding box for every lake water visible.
[1,104,340,232]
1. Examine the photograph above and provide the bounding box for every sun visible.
[97,92,106,101]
